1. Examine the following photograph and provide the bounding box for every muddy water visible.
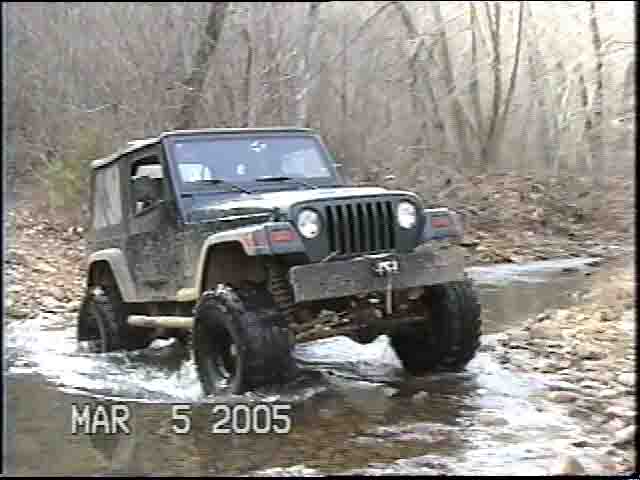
[4,258,603,476]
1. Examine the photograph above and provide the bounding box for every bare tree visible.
[6,1,635,214]
[430,1,475,171]
[176,2,229,130]
[296,2,322,127]
[588,0,605,187]
[241,3,257,127]
[480,1,524,170]
[524,2,556,173]
[392,2,443,163]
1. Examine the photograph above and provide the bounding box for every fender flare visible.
[87,249,137,302]
[193,222,305,298]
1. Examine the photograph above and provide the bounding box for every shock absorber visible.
[266,260,296,324]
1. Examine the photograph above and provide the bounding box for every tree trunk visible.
[481,1,523,172]
[430,1,475,171]
[175,2,228,130]
[621,59,635,150]
[340,13,349,154]
[242,4,257,127]
[469,2,484,139]
[588,1,605,187]
[578,69,591,174]
[296,2,321,127]
[525,2,554,172]
[393,2,432,165]
[483,1,502,170]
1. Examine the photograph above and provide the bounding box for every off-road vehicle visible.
[77,127,481,395]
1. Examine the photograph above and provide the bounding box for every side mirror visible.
[132,176,163,207]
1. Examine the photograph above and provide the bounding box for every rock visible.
[579,380,604,391]
[480,333,508,350]
[621,311,635,335]
[604,418,627,433]
[476,414,508,427]
[534,358,571,373]
[575,344,605,360]
[382,387,397,397]
[50,287,66,302]
[546,378,581,392]
[411,391,430,403]
[554,309,572,322]
[567,406,590,419]
[617,372,634,387]
[551,455,585,475]
[597,388,621,399]
[600,446,621,457]
[529,325,563,340]
[548,391,579,403]
[605,405,635,419]
[10,308,31,319]
[66,301,81,312]
[33,262,56,274]
[460,239,480,247]
[599,310,615,322]
[536,312,551,322]
[613,425,635,446]
[531,183,545,193]
[570,438,594,448]
[534,359,561,373]
[507,330,529,342]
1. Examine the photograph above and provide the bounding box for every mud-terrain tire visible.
[193,285,297,395]
[76,286,154,353]
[390,278,481,375]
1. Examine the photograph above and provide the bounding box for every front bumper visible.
[288,246,466,303]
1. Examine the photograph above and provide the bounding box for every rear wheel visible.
[76,285,154,353]
[193,285,296,395]
[390,278,481,375]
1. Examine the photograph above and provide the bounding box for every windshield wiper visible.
[255,176,318,189]
[191,179,253,194]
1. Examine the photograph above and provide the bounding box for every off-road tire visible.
[193,285,296,395]
[77,286,154,352]
[390,277,481,375]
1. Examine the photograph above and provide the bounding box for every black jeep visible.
[77,127,481,394]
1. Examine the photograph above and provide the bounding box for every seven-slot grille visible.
[324,200,396,255]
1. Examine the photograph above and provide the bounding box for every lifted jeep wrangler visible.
[77,127,481,395]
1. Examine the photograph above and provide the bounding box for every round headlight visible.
[297,209,321,239]
[397,201,417,229]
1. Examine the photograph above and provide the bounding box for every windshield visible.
[167,135,337,193]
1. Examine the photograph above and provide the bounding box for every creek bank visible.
[482,264,636,475]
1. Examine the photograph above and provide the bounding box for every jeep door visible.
[123,145,179,301]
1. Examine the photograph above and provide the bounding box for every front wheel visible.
[193,285,297,395]
[390,278,482,375]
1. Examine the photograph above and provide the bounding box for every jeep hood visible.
[186,186,419,222]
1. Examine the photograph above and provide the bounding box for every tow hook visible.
[372,259,399,316]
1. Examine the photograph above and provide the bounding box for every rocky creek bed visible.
[481,263,636,474]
